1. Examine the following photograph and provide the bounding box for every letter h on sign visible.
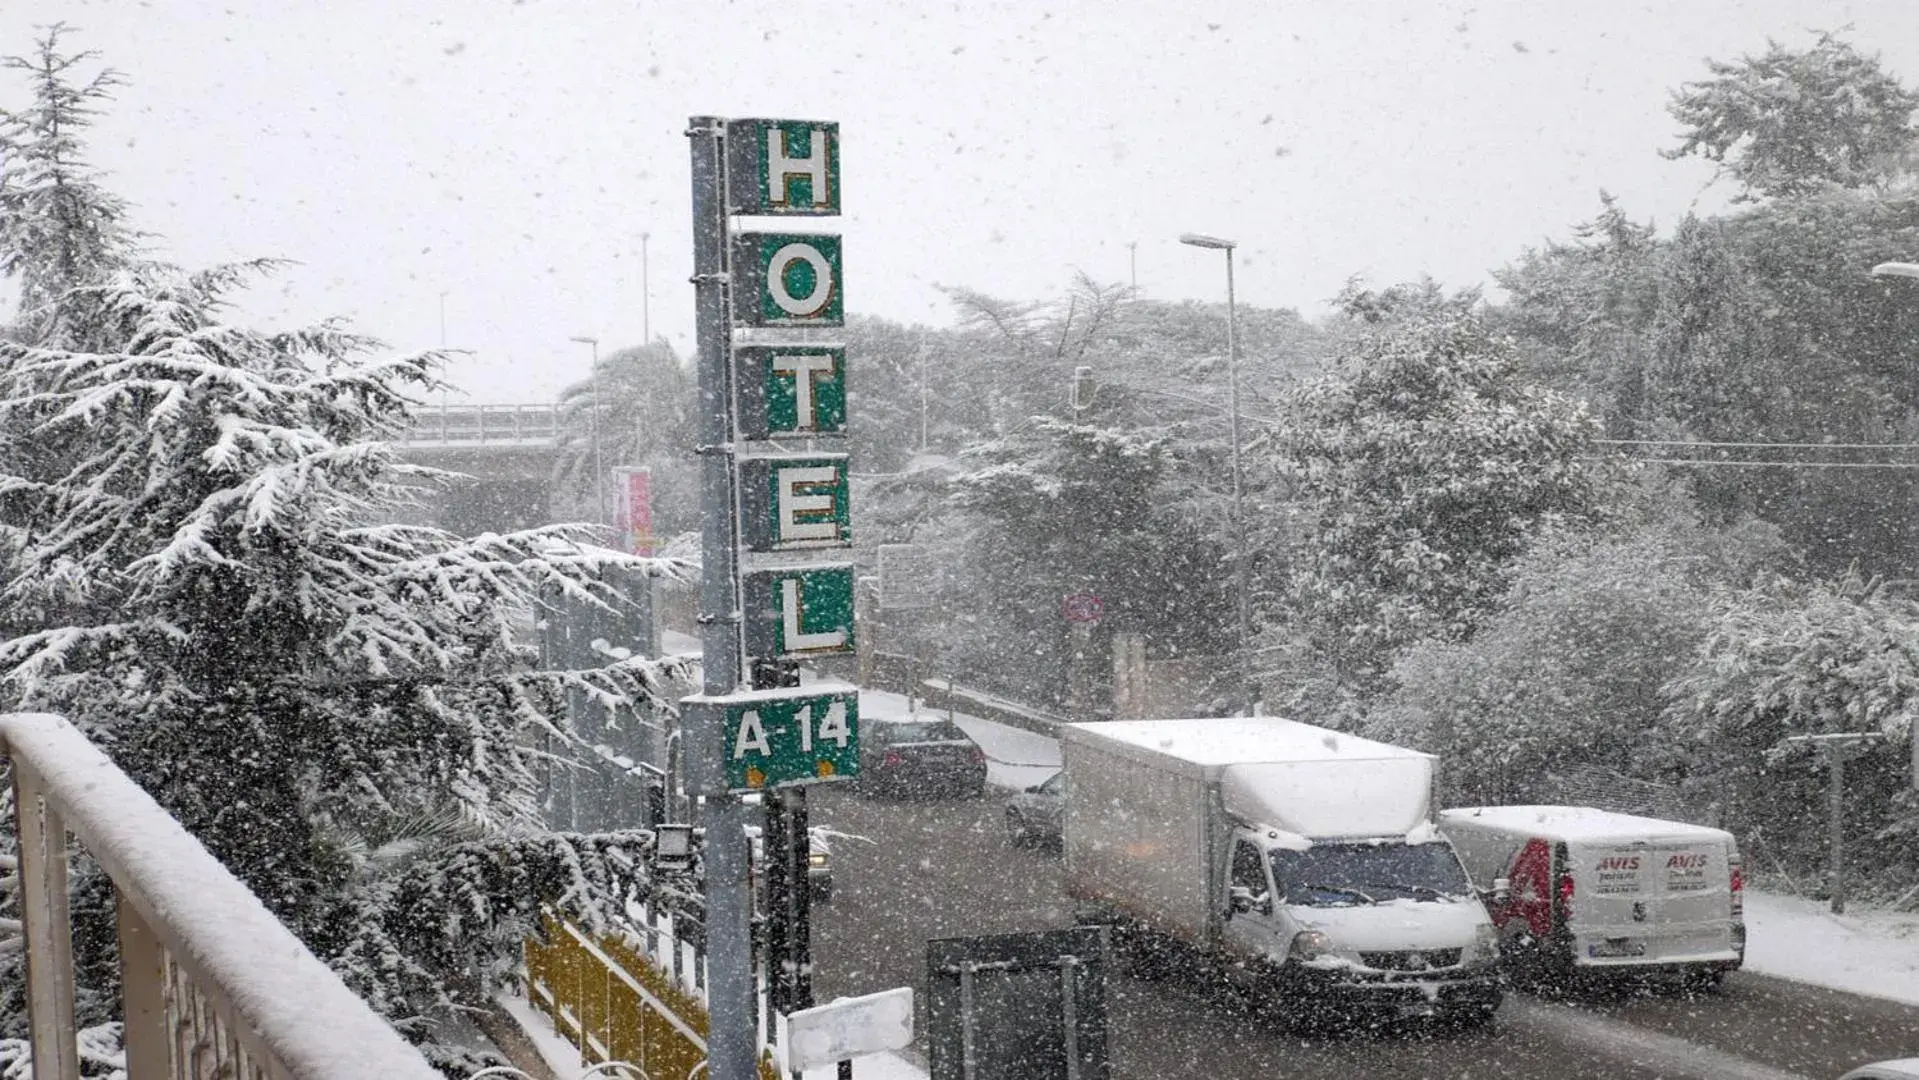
[725,119,840,215]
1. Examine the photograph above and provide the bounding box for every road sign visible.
[775,987,913,1074]
[735,345,846,439]
[683,684,860,794]
[742,564,856,660]
[725,118,840,216]
[1062,593,1105,623]
[732,232,843,327]
[739,454,851,552]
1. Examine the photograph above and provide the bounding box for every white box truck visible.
[1060,717,1503,1025]
[1437,805,1744,989]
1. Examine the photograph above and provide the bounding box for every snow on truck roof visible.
[1062,717,1429,772]
[1438,805,1734,845]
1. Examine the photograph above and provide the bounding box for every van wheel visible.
[1683,968,1728,994]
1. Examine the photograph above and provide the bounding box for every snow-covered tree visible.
[554,337,698,537]
[0,35,691,1072]
[1665,32,1919,201]
[0,24,138,344]
[1275,307,1613,696]
[935,417,1232,708]
[1375,479,1787,803]
[1663,569,1919,885]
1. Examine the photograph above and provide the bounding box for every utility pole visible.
[1180,232,1254,715]
[1128,240,1137,293]
[1780,732,1884,914]
[642,231,652,344]
[685,116,757,1080]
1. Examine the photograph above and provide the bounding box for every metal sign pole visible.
[688,113,758,1080]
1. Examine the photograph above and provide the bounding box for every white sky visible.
[6,1,1919,401]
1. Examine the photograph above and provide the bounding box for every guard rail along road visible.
[2,711,444,1080]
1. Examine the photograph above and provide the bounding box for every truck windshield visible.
[1270,842,1472,906]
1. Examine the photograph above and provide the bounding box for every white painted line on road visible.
[1505,999,1810,1080]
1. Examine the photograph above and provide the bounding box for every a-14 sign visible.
[685,684,860,792]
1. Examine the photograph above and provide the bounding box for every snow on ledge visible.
[0,712,442,1080]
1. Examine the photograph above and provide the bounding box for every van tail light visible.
[1729,857,1744,916]
[883,752,904,766]
[1556,872,1575,923]
[970,748,986,765]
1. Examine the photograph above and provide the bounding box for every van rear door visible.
[1645,840,1738,961]
[1565,842,1653,963]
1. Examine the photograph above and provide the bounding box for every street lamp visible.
[1180,232,1254,715]
[569,335,608,524]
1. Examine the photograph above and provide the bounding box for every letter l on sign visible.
[783,578,847,651]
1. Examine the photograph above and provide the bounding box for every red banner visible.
[614,466,653,555]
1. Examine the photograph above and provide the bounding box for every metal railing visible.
[403,403,564,448]
[3,712,444,1080]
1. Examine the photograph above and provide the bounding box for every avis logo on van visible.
[1667,854,1708,869]
[1596,856,1640,871]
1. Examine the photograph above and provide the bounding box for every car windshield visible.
[1270,842,1472,906]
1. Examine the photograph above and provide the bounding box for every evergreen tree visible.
[0,34,687,1073]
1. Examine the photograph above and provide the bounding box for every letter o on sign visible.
[768,242,834,317]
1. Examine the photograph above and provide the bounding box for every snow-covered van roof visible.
[1062,717,1429,774]
[1438,805,1734,845]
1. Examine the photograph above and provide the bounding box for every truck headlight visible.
[1288,930,1329,962]
[809,852,828,868]
[1469,924,1500,964]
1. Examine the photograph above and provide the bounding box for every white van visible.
[1437,805,1744,988]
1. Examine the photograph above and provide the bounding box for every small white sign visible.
[774,986,914,1073]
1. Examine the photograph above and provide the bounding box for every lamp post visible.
[569,335,608,524]
[1180,232,1254,714]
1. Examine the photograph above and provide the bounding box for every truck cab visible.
[1218,824,1502,1024]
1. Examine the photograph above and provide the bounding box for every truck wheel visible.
[1682,968,1727,994]
[1446,1004,1498,1029]
[1005,808,1029,848]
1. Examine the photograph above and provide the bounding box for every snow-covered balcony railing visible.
[2,712,443,1080]
[402,403,563,448]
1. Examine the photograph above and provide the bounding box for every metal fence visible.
[524,905,780,1080]
[2,711,443,1080]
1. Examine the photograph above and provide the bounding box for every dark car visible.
[1004,770,1064,849]
[858,716,987,798]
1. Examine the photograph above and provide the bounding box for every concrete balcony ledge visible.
[3,711,443,1080]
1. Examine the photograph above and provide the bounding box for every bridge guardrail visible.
[404,403,564,447]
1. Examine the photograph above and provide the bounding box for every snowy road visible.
[806,784,1919,1080]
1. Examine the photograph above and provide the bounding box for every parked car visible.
[740,792,834,904]
[1840,1061,1919,1080]
[1004,770,1064,849]
[857,716,987,798]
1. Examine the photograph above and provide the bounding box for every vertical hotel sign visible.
[686,118,859,795]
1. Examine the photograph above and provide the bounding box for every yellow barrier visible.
[525,911,780,1080]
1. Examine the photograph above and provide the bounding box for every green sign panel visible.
[725,119,841,216]
[742,564,856,660]
[682,685,860,794]
[735,345,846,439]
[739,455,851,553]
[732,232,843,328]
